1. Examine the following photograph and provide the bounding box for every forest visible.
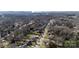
[0,11,79,48]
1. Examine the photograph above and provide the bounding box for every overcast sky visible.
[0,0,78,11]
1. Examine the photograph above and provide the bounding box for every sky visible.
[0,0,79,11]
